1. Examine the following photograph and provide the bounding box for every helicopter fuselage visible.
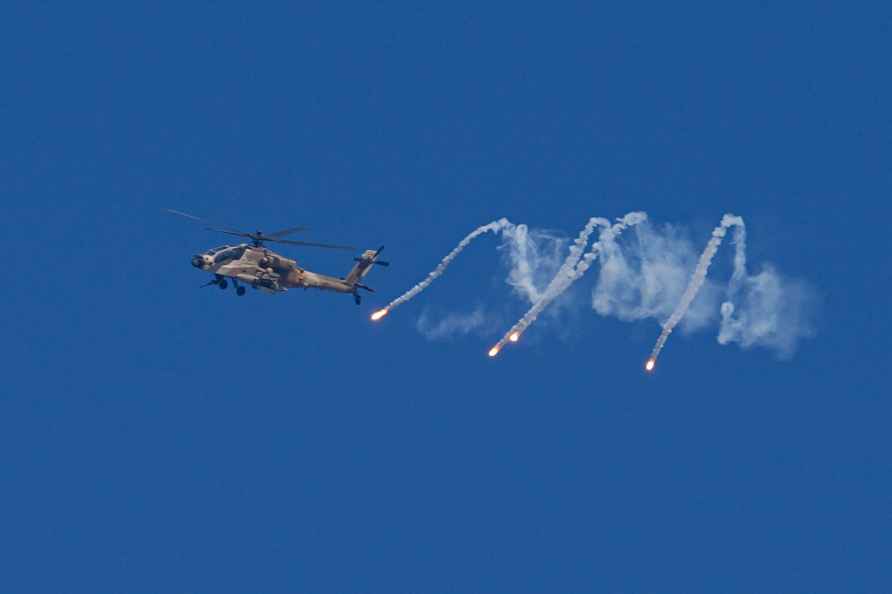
[191,243,382,301]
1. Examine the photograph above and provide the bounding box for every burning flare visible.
[488,346,500,357]
[509,332,520,343]
[645,358,656,373]
[370,308,389,321]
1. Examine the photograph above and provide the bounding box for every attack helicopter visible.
[167,209,388,304]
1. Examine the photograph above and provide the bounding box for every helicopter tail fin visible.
[345,246,389,287]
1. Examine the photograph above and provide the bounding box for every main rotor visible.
[166,209,356,251]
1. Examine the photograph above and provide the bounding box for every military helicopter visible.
[168,209,388,304]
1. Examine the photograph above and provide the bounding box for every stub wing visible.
[216,259,286,292]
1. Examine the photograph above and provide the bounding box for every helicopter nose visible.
[191,255,204,268]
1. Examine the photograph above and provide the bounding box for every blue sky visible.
[1,4,890,592]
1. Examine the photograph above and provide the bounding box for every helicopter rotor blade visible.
[168,210,247,237]
[272,238,357,251]
[166,209,210,223]
[207,227,257,239]
[167,209,351,250]
[167,210,251,237]
[266,226,310,239]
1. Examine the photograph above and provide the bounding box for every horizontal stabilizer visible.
[354,257,389,266]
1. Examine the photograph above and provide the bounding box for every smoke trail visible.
[372,210,813,365]
[646,214,745,367]
[489,211,646,355]
[716,264,816,358]
[488,215,610,354]
[502,224,542,302]
[501,224,568,304]
[371,218,513,320]
[726,216,747,298]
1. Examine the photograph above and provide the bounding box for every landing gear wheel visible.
[236,286,246,296]
[218,279,228,290]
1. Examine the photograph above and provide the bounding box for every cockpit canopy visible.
[205,245,247,264]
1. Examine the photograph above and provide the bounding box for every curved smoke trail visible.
[489,211,646,356]
[370,218,513,320]
[716,219,748,341]
[646,214,745,369]
[372,212,814,371]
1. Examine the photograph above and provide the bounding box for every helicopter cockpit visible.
[191,245,247,269]
[210,245,246,264]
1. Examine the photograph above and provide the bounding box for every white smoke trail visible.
[501,224,568,304]
[371,218,513,319]
[647,214,745,366]
[416,305,488,341]
[372,210,813,365]
[490,211,647,355]
[731,219,747,288]
[716,264,816,358]
[502,224,542,302]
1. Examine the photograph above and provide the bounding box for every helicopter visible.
[168,209,389,304]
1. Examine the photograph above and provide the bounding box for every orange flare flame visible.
[645,358,656,372]
[370,309,389,322]
[509,332,520,343]
[488,346,500,358]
